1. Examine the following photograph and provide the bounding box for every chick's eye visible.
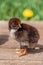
[11,25,15,28]
[13,25,16,27]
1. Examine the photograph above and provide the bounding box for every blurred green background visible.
[0,0,43,20]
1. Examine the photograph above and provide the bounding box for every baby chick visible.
[9,18,40,56]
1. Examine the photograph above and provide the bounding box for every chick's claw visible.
[16,49,28,57]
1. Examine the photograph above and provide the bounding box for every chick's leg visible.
[16,44,28,57]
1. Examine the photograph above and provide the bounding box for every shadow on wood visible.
[0,35,9,45]
[27,44,43,54]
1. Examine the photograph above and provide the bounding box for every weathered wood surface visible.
[0,21,43,65]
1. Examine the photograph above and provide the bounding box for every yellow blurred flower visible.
[23,9,34,18]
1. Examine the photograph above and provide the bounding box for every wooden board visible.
[0,21,43,65]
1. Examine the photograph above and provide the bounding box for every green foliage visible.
[0,0,43,20]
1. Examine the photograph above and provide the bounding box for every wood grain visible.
[0,21,43,65]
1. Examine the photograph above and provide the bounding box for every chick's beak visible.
[19,24,21,28]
